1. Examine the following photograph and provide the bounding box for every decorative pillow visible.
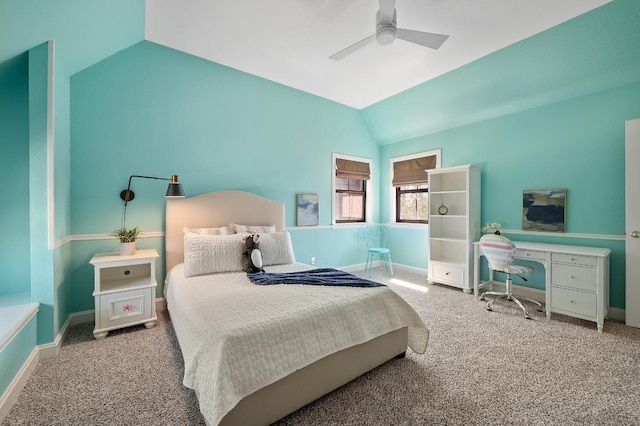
[230,223,276,234]
[258,231,296,266]
[183,233,244,277]
[183,226,235,235]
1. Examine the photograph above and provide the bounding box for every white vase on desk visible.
[119,242,136,256]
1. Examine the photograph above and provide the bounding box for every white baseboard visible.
[39,315,70,360]
[0,346,39,422]
[393,263,429,277]
[338,261,428,277]
[69,309,94,326]
[480,281,546,304]
[156,297,166,311]
[608,307,625,322]
[338,262,373,273]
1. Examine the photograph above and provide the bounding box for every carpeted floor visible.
[3,267,640,425]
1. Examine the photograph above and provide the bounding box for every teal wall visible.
[0,0,146,402]
[0,61,30,296]
[373,0,640,310]
[0,0,145,76]
[0,0,145,345]
[380,83,639,308]
[68,41,379,311]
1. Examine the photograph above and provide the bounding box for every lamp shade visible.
[166,174,185,198]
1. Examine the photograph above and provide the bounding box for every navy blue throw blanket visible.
[247,268,385,288]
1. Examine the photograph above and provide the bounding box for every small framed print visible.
[296,193,319,226]
[522,188,566,232]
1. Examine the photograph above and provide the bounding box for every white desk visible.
[473,241,611,332]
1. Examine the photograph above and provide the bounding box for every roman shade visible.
[392,155,437,187]
[336,158,370,181]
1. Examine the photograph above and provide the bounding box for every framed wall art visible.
[296,193,319,226]
[522,188,566,232]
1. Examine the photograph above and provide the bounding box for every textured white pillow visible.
[182,226,235,235]
[258,231,296,266]
[183,233,244,277]
[230,223,276,234]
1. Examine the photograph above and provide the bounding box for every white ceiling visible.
[144,0,612,110]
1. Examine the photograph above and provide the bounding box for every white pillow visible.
[258,231,296,266]
[230,223,276,234]
[183,233,244,277]
[183,226,235,235]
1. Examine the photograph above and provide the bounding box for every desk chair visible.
[479,234,544,319]
[364,225,393,278]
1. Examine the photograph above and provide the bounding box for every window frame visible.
[332,153,372,225]
[389,149,441,225]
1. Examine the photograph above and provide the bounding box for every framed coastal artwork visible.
[522,188,566,232]
[296,193,319,226]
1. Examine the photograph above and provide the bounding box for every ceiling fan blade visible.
[329,34,376,61]
[396,28,449,50]
[378,0,396,23]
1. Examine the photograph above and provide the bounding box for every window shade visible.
[392,155,437,187]
[336,158,370,181]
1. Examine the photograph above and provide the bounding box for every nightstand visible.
[90,249,159,339]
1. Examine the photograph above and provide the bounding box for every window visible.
[335,177,366,222]
[396,184,429,223]
[391,150,440,224]
[333,154,371,224]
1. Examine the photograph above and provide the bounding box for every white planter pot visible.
[119,242,136,256]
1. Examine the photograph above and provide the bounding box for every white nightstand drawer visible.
[551,287,596,318]
[551,264,597,292]
[551,253,597,267]
[514,249,546,262]
[100,288,153,329]
[431,263,464,284]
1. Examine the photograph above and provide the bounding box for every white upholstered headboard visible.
[165,190,286,272]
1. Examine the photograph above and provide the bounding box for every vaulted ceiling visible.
[145,0,612,109]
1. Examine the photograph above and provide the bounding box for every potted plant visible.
[481,222,502,235]
[111,226,142,256]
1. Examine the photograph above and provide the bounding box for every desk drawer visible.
[514,249,546,262]
[551,253,597,267]
[551,264,597,292]
[430,263,464,285]
[551,287,596,318]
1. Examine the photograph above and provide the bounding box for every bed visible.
[165,190,429,425]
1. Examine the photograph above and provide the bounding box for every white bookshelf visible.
[428,165,480,292]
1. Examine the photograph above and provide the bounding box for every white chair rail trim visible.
[63,228,623,243]
[500,229,625,241]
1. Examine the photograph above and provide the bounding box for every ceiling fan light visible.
[376,26,396,45]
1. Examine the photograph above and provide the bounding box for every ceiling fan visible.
[329,0,449,60]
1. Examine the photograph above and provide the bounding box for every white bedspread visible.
[165,263,429,425]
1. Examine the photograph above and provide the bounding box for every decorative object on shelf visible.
[522,188,566,232]
[481,222,502,235]
[119,174,186,229]
[111,226,142,256]
[296,193,319,226]
[437,203,449,215]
